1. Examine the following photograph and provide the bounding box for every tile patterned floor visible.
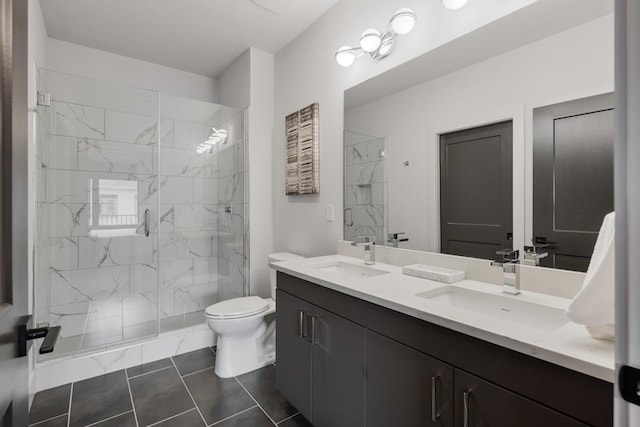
[29,347,312,427]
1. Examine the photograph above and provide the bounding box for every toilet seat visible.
[205,296,270,320]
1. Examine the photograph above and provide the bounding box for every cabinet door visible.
[312,306,366,427]
[276,290,313,420]
[366,330,454,427]
[454,370,587,427]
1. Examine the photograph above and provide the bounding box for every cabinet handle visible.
[311,315,317,345]
[297,310,304,338]
[431,376,440,422]
[463,390,471,427]
[144,208,150,237]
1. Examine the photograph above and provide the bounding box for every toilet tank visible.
[268,252,304,298]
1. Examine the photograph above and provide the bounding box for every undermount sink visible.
[313,261,390,279]
[416,286,568,331]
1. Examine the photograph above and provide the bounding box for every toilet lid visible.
[205,296,270,319]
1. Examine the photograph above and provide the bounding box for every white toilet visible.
[205,252,304,378]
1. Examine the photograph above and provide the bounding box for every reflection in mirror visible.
[343,131,387,246]
[343,2,614,272]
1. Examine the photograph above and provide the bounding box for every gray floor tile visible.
[278,413,312,427]
[183,368,255,425]
[237,365,297,423]
[28,383,71,424]
[69,370,132,427]
[129,366,195,426]
[153,409,205,426]
[29,414,68,427]
[215,406,275,427]
[91,411,137,427]
[172,347,215,376]
[127,358,173,378]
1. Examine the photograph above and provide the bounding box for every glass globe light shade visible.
[360,28,381,53]
[335,46,356,67]
[442,0,468,10]
[390,8,416,35]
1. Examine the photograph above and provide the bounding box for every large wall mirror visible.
[343,0,614,272]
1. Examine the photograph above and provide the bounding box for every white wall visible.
[46,38,219,103]
[28,0,48,108]
[345,15,614,254]
[219,48,275,296]
[272,0,543,257]
[219,50,250,109]
[247,48,275,297]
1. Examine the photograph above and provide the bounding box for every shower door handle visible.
[344,208,353,226]
[144,208,150,237]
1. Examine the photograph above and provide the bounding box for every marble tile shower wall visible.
[343,135,388,246]
[37,97,167,344]
[157,109,247,321]
[214,112,248,302]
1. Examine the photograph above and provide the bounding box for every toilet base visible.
[213,319,276,378]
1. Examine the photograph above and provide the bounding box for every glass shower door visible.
[35,69,161,357]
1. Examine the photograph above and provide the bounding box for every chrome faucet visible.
[351,236,375,265]
[490,249,520,295]
[388,232,409,248]
[522,241,550,266]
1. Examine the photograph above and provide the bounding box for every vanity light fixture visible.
[196,127,228,154]
[334,8,416,67]
[442,0,468,10]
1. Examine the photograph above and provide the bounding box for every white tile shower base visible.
[34,323,216,392]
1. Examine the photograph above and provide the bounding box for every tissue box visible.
[402,264,466,283]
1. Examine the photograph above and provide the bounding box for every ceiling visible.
[39,0,340,78]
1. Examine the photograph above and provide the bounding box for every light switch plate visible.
[326,204,334,222]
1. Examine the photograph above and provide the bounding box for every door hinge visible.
[37,92,51,106]
[619,365,640,406]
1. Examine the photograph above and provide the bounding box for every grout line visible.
[170,358,209,426]
[180,365,215,379]
[125,371,141,427]
[233,377,278,426]
[146,408,197,427]
[208,346,216,356]
[28,413,68,427]
[208,405,258,426]
[66,382,73,427]
[84,410,133,427]
[275,412,301,425]
[126,365,174,380]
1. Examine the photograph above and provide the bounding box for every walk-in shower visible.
[34,69,249,361]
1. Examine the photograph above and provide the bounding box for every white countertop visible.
[273,254,615,383]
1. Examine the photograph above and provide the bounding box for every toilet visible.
[205,252,304,378]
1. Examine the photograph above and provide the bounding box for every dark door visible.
[0,0,29,425]
[366,330,454,427]
[440,121,513,259]
[275,290,313,421]
[454,370,587,427]
[312,306,365,427]
[533,93,614,272]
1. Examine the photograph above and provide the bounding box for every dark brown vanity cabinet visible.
[276,282,366,427]
[366,330,454,427]
[454,370,587,427]
[276,273,612,427]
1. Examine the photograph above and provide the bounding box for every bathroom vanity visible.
[274,255,613,427]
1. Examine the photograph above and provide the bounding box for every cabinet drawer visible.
[277,272,367,325]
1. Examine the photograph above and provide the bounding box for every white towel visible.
[564,211,615,340]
